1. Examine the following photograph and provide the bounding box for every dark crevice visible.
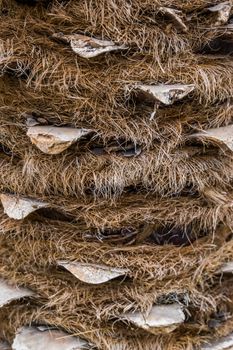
[148,224,204,246]
[84,227,137,244]
[15,0,38,4]
[0,144,14,157]
[198,36,233,55]
[5,66,31,80]
[14,0,52,6]
[34,208,74,222]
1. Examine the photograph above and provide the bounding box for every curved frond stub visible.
[217,261,233,274]
[0,279,34,308]
[52,33,128,58]
[201,332,233,349]
[119,303,185,334]
[207,2,232,26]
[190,125,233,152]
[58,261,128,284]
[27,126,93,154]
[0,194,48,220]
[133,84,195,105]
[158,7,188,33]
[12,326,90,350]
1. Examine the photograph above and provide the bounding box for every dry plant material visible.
[158,7,188,33]
[119,145,142,157]
[201,187,232,205]
[133,84,195,105]
[207,2,232,26]
[91,143,142,157]
[1,1,233,349]
[0,194,48,220]
[217,261,233,274]
[190,124,233,152]
[0,279,34,307]
[12,326,90,350]
[120,303,185,334]
[0,342,10,350]
[27,126,93,154]
[52,33,128,58]
[58,261,128,284]
[201,332,233,349]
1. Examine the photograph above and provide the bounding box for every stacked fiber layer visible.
[0,0,233,349]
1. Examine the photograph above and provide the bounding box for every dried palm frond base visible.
[0,0,233,349]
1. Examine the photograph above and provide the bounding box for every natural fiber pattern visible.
[0,0,233,349]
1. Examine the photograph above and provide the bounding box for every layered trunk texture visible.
[0,0,233,349]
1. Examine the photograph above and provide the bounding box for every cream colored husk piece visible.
[53,33,128,58]
[58,261,128,284]
[27,126,93,154]
[12,326,90,350]
[135,84,195,105]
[207,2,232,26]
[0,194,48,220]
[190,125,233,152]
[0,279,34,307]
[120,303,185,334]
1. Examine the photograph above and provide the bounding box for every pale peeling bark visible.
[133,84,195,105]
[27,126,93,154]
[0,279,34,308]
[0,194,48,220]
[58,261,128,284]
[52,33,128,58]
[207,2,232,26]
[190,125,233,152]
[12,326,90,350]
[119,303,185,335]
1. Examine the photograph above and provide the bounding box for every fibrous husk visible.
[0,279,34,307]
[52,33,128,58]
[1,1,233,349]
[12,326,90,350]
[27,126,93,154]
[133,84,195,105]
[58,261,128,284]
[190,125,233,152]
[201,188,232,205]
[207,2,232,26]
[201,332,233,349]
[0,194,48,220]
[218,261,233,274]
[158,7,188,33]
[0,342,10,350]
[119,303,185,334]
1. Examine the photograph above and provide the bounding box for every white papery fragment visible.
[120,303,185,334]
[0,279,34,307]
[134,84,195,105]
[207,2,232,26]
[190,125,233,151]
[0,194,48,220]
[58,261,128,284]
[12,326,90,350]
[53,33,128,58]
[27,126,93,154]
[201,332,233,350]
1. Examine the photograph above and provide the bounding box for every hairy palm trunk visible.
[0,1,233,349]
